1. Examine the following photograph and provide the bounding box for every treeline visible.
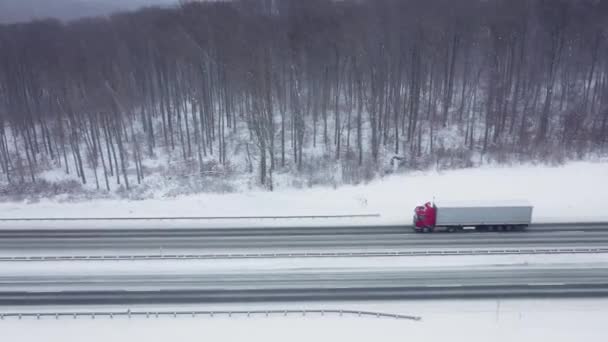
[0,0,607,191]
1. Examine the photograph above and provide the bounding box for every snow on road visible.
[0,161,606,229]
[1,298,606,342]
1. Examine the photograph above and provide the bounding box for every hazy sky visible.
[0,0,180,24]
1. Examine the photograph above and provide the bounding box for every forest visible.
[0,0,607,195]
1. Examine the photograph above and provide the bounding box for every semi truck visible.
[413,200,533,233]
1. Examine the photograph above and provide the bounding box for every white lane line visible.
[424,284,463,287]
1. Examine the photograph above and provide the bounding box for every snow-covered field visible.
[2,298,607,342]
[0,161,606,228]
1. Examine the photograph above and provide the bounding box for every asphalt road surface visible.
[0,223,607,256]
[1,265,607,305]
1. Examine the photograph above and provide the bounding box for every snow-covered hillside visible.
[1,161,606,226]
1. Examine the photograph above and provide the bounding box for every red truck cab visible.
[414,202,436,232]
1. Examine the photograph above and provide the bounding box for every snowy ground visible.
[0,161,606,229]
[3,253,608,278]
[2,298,607,342]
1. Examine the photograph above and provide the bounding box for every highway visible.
[1,222,608,306]
[0,223,607,256]
[1,265,608,305]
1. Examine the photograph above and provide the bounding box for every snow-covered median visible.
[0,161,606,228]
[2,253,608,278]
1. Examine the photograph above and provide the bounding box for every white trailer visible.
[413,200,533,232]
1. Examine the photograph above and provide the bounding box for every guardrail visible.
[0,214,381,221]
[2,247,607,262]
[0,309,421,321]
